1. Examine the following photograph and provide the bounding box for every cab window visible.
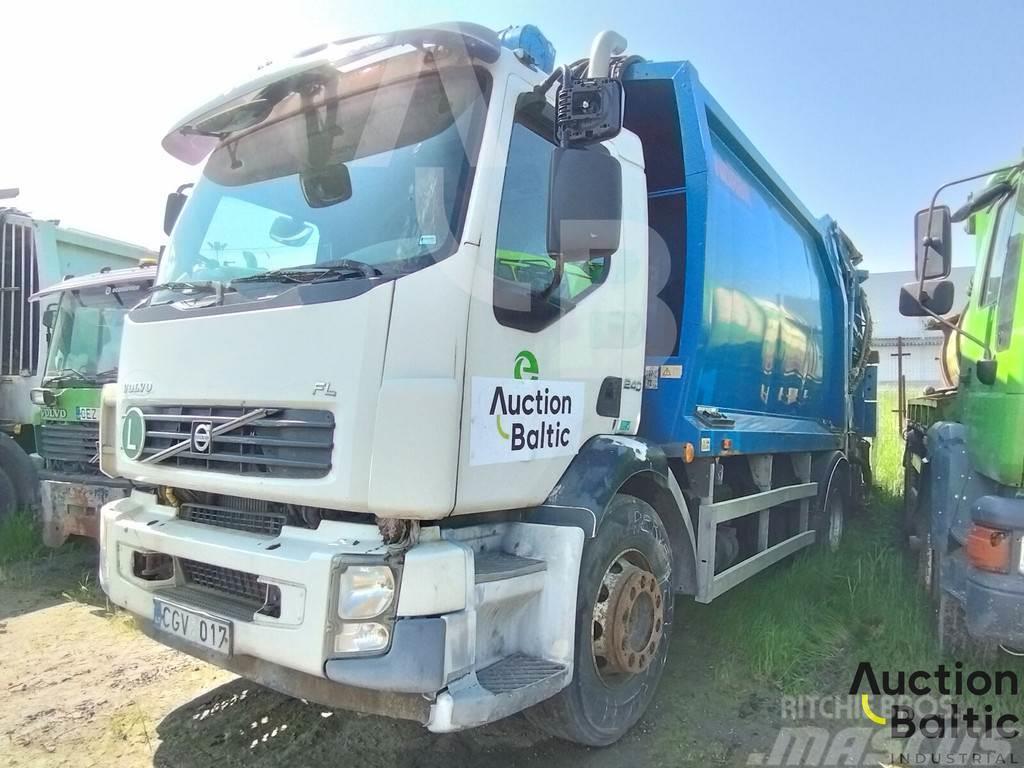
[982,190,1017,306]
[986,186,1023,349]
[493,110,610,332]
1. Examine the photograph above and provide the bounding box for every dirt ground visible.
[0,550,793,768]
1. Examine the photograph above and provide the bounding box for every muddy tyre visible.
[902,462,920,545]
[0,434,39,510]
[524,494,674,746]
[0,467,16,520]
[813,479,846,553]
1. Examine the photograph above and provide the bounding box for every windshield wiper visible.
[232,259,382,285]
[43,368,97,386]
[148,280,233,306]
[93,367,119,382]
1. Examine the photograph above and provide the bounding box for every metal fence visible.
[0,213,40,377]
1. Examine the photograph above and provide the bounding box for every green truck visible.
[29,265,156,545]
[0,206,154,537]
[901,159,1024,654]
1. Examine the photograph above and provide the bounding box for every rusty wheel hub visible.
[593,555,664,678]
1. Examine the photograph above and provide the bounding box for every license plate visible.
[76,406,99,421]
[152,600,232,655]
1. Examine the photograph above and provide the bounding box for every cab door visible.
[455,79,637,514]
[964,182,1024,484]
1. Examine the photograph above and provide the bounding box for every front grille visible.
[179,497,287,537]
[0,214,40,376]
[137,405,333,478]
[38,423,101,473]
[181,558,265,604]
[178,558,281,618]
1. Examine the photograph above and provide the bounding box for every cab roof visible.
[162,22,501,165]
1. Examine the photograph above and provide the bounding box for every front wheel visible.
[524,494,675,746]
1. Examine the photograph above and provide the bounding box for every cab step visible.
[477,653,565,693]
[473,551,546,583]
[429,653,570,732]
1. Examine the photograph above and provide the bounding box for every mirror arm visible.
[919,161,1024,296]
[540,255,565,301]
[913,293,992,361]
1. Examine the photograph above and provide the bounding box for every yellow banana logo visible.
[861,694,887,726]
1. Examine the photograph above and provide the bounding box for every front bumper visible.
[135,616,434,723]
[40,475,131,547]
[101,490,584,731]
[965,494,1024,647]
[100,491,468,686]
[965,570,1024,647]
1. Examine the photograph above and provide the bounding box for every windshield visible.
[157,63,490,303]
[43,283,146,385]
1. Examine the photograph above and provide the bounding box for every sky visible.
[1,0,1021,273]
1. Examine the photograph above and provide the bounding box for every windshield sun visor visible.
[162,22,500,165]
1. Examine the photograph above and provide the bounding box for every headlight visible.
[333,622,390,654]
[338,565,395,619]
[30,388,53,406]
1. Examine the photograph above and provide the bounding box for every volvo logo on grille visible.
[191,422,213,454]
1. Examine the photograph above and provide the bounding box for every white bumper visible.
[100,490,584,729]
[100,490,466,678]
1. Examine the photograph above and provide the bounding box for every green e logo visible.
[121,407,146,461]
[513,350,539,380]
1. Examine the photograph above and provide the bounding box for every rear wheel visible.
[902,462,920,545]
[524,494,674,746]
[0,434,40,510]
[0,468,16,521]
[813,479,846,553]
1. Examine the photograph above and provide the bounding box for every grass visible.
[702,387,1024,717]
[0,509,47,565]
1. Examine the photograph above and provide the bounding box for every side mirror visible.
[42,303,57,331]
[41,303,57,344]
[899,279,955,317]
[914,205,952,280]
[976,358,998,386]
[164,184,193,236]
[547,147,622,261]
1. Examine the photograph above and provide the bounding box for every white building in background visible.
[863,267,973,385]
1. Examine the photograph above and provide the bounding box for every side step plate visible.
[431,654,570,732]
[477,653,565,694]
[474,551,546,583]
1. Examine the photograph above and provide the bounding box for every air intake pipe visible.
[587,30,627,78]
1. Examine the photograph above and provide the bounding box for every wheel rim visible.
[592,551,664,685]
[827,494,844,551]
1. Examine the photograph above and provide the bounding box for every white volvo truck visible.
[98,23,875,745]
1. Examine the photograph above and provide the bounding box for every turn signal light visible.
[966,524,1012,574]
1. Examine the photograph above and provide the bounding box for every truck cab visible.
[98,22,873,745]
[29,265,156,546]
[901,161,1024,653]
